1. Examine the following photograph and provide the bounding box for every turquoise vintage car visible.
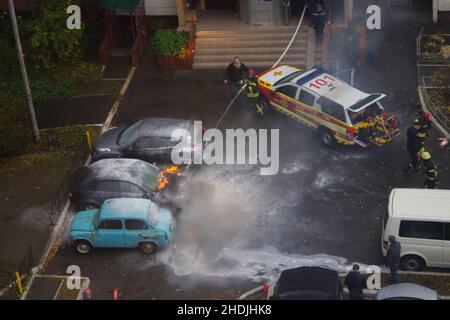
[70,198,174,254]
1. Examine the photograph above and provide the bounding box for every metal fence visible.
[417,30,450,135]
[0,246,35,300]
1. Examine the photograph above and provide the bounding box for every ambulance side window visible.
[276,85,298,99]
[318,97,346,123]
[298,90,315,106]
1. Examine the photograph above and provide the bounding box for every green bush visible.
[0,95,33,157]
[151,29,189,57]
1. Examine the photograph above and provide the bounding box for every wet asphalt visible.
[41,8,450,299]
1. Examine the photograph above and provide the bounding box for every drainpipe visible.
[433,0,438,23]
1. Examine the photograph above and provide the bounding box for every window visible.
[96,181,121,193]
[298,90,315,106]
[318,97,346,123]
[276,85,298,99]
[98,220,122,230]
[399,221,443,240]
[119,121,142,146]
[445,223,450,241]
[125,220,148,230]
[119,181,144,194]
[134,137,157,149]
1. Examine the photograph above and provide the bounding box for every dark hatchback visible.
[69,158,174,210]
[268,266,343,300]
[91,118,202,163]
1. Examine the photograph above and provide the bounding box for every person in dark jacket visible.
[385,235,401,284]
[406,121,424,171]
[309,0,330,40]
[344,264,366,300]
[224,57,248,100]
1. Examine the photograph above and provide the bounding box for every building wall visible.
[144,0,177,16]
[246,0,277,25]
[438,0,450,10]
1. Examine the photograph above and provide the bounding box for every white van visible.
[382,188,450,271]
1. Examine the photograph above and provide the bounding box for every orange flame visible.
[164,165,179,174]
[158,176,169,190]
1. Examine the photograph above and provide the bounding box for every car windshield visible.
[143,164,162,191]
[147,201,160,225]
[118,121,142,146]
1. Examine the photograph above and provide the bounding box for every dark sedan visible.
[91,118,203,163]
[268,266,343,300]
[69,158,177,210]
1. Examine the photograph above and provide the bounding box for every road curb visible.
[418,83,450,139]
[20,65,137,300]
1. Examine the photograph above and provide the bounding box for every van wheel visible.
[401,255,425,271]
[319,127,336,147]
[139,242,157,255]
[75,240,92,254]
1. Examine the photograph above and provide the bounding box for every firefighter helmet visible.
[421,151,431,161]
[422,112,431,122]
[248,69,256,77]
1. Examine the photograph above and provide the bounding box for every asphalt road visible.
[41,8,450,300]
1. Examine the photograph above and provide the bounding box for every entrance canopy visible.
[100,0,140,12]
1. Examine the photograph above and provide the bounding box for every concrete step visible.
[194,46,307,56]
[193,59,306,69]
[196,38,307,49]
[194,53,306,64]
[196,27,308,37]
[195,33,307,43]
[196,26,304,33]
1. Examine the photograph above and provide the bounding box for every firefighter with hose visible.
[244,69,266,117]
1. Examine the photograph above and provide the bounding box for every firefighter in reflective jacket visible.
[421,151,438,189]
[415,111,432,142]
[245,69,265,116]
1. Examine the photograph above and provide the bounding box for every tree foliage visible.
[25,0,84,70]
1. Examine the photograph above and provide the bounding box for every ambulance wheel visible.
[319,127,336,147]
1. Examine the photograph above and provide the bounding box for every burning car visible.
[257,65,400,147]
[69,158,179,210]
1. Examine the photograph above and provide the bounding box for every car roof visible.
[77,159,160,190]
[390,188,450,220]
[99,198,152,220]
[292,68,372,109]
[376,283,438,300]
[276,266,340,296]
[137,118,191,138]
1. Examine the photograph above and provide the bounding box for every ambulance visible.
[257,65,400,147]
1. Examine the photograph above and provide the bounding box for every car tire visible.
[318,127,336,147]
[139,242,157,255]
[401,255,425,271]
[75,240,92,254]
